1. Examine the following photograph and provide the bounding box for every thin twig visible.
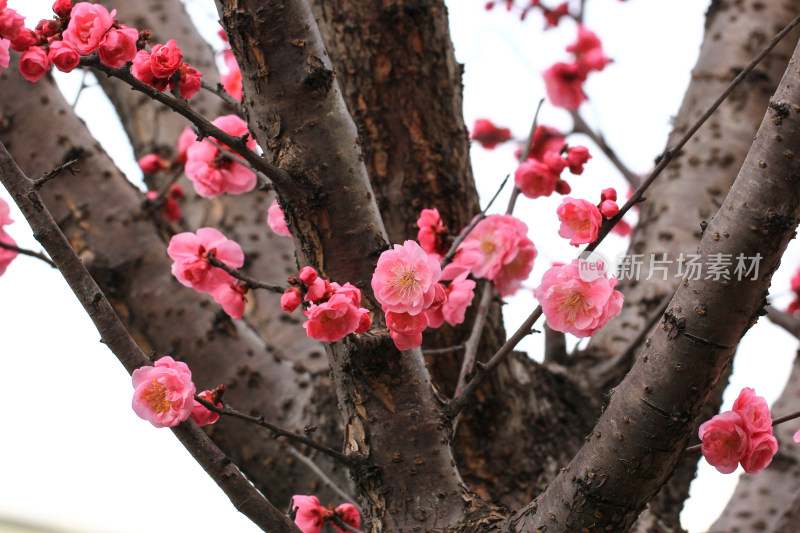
[79,54,291,192]
[201,79,246,116]
[422,344,465,356]
[196,396,354,465]
[283,444,361,510]
[571,111,639,188]
[766,305,800,340]
[71,69,88,108]
[0,241,57,268]
[32,159,79,189]
[206,254,286,294]
[685,408,800,456]
[454,280,494,398]
[331,516,362,533]
[506,98,545,214]
[440,174,509,269]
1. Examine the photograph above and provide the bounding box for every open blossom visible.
[149,39,183,78]
[566,145,592,174]
[543,61,587,111]
[470,118,512,149]
[303,292,365,342]
[48,40,80,72]
[417,208,447,256]
[519,125,565,162]
[556,197,602,246]
[535,259,623,337]
[62,2,114,55]
[515,159,558,199]
[167,227,244,293]
[567,25,612,73]
[18,46,50,82]
[386,310,428,351]
[699,411,750,474]
[176,64,203,99]
[372,240,441,315]
[191,389,221,427]
[98,26,139,68]
[0,8,25,41]
[427,273,476,328]
[292,495,326,533]
[210,280,248,320]
[185,115,257,198]
[131,356,196,428]
[267,199,292,237]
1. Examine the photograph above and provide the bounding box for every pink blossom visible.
[698,411,750,474]
[176,126,196,163]
[174,64,203,99]
[98,26,139,68]
[0,229,18,276]
[0,9,25,41]
[0,38,8,72]
[372,240,441,315]
[520,125,565,162]
[543,2,568,28]
[732,387,773,435]
[612,219,633,237]
[145,190,182,222]
[53,0,73,19]
[149,39,183,79]
[333,504,361,533]
[299,266,318,285]
[292,495,326,533]
[9,29,37,53]
[185,115,257,198]
[210,280,248,320]
[281,287,303,312]
[48,40,80,72]
[601,188,617,202]
[470,118,512,149]
[131,356,196,428]
[599,200,619,219]
[221,50,242,100]
[427,273,476,327]
[515,159,558,199]
[191,390,221,427]
[556,197,603,246]
[492,235,537,296]
[0,0,7,10]
[741,432,778,474]
[303,292,364,342]
[131,49,167,90]
[566,145,592,174]
[167,227,244,293]
[267,199,292,237]
[305,277,330,302]
[543,62,587,111]
[567,25,611,73]
[18,46,50,82]
[138,153,167,174]
[535,260,624,337]
[385,310,428,351]
[423,283,448,328]
[62,2,114,55]
[417,207,447,257]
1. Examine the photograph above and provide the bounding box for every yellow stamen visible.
[389,263,421,298]
[557,290,590,323]
[142,379,172,413]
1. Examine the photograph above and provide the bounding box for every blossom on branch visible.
[131,356,196,428]
[292,495,326,533]
[167,227,244,293]
[470,118,512,149]
[98,25,138,68]
[48,40,80,72]
[543,61,587,111]
[191,389,221,427]
[556,197,602,246]
[62,2,114,55]
[372,240,442,315]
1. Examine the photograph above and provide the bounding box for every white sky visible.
[1,1,799,532]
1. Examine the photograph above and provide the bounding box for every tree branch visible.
[571,111,640,187]
[766,305,800,339]
[0,241,56,268]
[206,253,287,294]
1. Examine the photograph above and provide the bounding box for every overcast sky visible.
[1,1,799,533]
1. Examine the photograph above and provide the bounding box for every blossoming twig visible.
[570,111,639,188]
[0,241,57,268]
[684,408,800,456]
[195,396,355,466]
[205,253,287,294]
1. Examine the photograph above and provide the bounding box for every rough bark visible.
[508,37,800,532]
[0,67,342,507]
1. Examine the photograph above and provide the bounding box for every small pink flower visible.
[470,118,512,149]
[515,159,558,199]
[281,287,303,312]
[47,40,80,73]
[599,200,619,219]
[333,503,361,533]
[385,310,428,351]
[372,240,441,315]
[53,0,73,19]
[0,9,25,41]
[535,260,623,337]
[18,46,51,82]
[732,387,773,435]
[131,356,196,428]
[566,145,592,174]
[699,411,750,474]
[601,188,617,202]
[543,62,587,111]
[191,390,221,427]
[305,277,330,302]
[543,2,568,27]
[303,293,363,342]
[98,26,139,68]
[138,153,167,174]
[292,495,326,533]
[185,115,257,198]
[492,236,537,297]
[521,125,565,162]
[174,64,203,99]
[612,219,633,237]
[741,432,778,474]
[167,227,244,293]
[433,273,476,327]
[131,49,167,90]
[145,191,182,222]
[299,266,318,285]
[417,208,447,257]
[0,38,9,72]
[9,29,38,53]
[210,280,248,320]
[0,229,18,276]
[149,39,183,79]
[62,2,114,55]
[556,197,603,246]
[221,50,242,100]
[267,199,292,237]
[567,25,611,73]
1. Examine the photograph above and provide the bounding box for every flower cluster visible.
[513,125,591,199]
[282,266,371,342]
[699,388,778,474]
[183,115,257,198]
[543,25,611,110]
[291,495,360,533]
[470,118,512,149]
[167,227,249,319]
[534,259,623,337]
[131,38,202,99]
[556,188,620,246]
[417,208,450,258]
[0,197,18,276]
[131,356,196,428]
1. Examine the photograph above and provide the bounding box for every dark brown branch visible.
[766,305,800,340]
[543,324,567,365]
[196,396,355,465]
[422,344,465,355]
[32,159,79,189]
[206,254,286,294]
[200,79,246,116]
[0,141,300,533]
[0,241,56,268]
[454,280,494,398]
[331,516,361,533]
[571,111,640,187]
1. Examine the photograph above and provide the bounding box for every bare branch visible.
[200,79,246,116]
[0,241,56,268]
[32,159,79,189]
[766,305,800,340]
[571,111,640,187]
[454,280,494,398]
